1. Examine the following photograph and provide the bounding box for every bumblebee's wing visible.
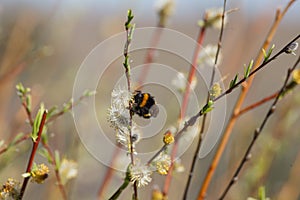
[149,104,159,118]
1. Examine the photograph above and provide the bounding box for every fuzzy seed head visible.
[59,159,78,185]
[130,162,152,187]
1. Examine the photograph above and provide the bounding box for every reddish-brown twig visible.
[238,92,278,116]
[0,61,26,86]
[21,101,34,127]
[183,1,228,198]
[0,134,30,155]
[219,55,300,200]
[97,144,122,199]
[42,142,67,200]
[162,15,207,198]
[149,33,300,167]
[19,110,48,199]
[18,89,68,199]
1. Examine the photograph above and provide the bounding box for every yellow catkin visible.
[163,132,174,145]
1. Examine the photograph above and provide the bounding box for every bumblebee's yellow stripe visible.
[139,93,149,107]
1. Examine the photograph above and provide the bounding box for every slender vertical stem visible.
[98,22,163,200]
[21,101,34,127]
[183,1,227,199]
[180,26,206,120]
[19,88,69,199]
[123,10,138,199]
[162,19,207,198]
[42,143,67,200]
[19,110,48,200]
[97,144,122,199]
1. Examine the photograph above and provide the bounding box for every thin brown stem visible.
[162,15,207,198]
[19,88,68,199]
[19,82,69,198]
[0,61,26,86]
[0,134,30,155]
[98,23,163,200]
[238,92,278,116]
[21,101,34,127]
[46,95,86,123]
[183,1,227,199]
[180,25,206,120]
[214,33,300,102]
[198,2,296,198]
[42,142,67,200]
[124,10,138,199]
[19,110,48,200]
[97,144,122,199]
[219,55,300,200]
[148,33,300,170]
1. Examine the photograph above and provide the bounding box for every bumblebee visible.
[131,91,159,118]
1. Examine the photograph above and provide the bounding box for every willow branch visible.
[198,2,296,198]
[219,54,300,200]
[148,33,300,177]
[162,13,207,198]
[19,110,48,199]
[183,1,228,199]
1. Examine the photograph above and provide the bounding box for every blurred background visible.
[0,0,300,199]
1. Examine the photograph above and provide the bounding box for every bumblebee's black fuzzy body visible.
[131,91,158,118]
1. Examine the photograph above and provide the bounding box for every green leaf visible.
[25,87,31,93]
[31,162,38,171]
[197,20,205,28]
[262,48,267,58]
[201,100,214,114]
[55,150,61,170]
[16,83,31,96]
[47,106,58,119]
[41,126,48,144]
[16,83,25,95]
[244,59,253,78]
[258,186,266,200]
[63,99,73,112]
[262,44,275,63]
[32,104,45,142]
[26,95,32,112]
[125,9,134,29]
[83,90,96,97]
[229,73,239,89]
